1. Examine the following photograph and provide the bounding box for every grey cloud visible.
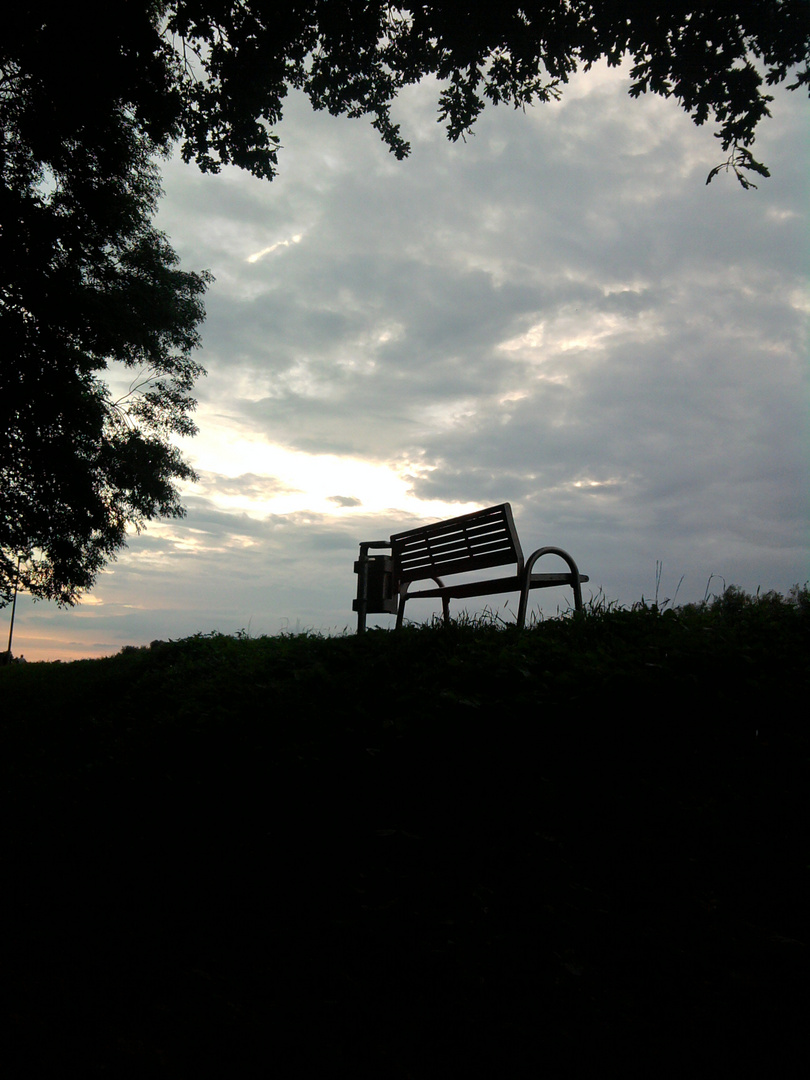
[194,472,300,498]
[328,496,362,507]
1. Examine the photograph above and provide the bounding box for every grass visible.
[1,586,809,1075]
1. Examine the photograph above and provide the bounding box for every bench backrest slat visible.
[391,503,523,583]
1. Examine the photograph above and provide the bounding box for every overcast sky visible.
[12,62,809,661]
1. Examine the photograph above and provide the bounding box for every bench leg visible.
[517,583,534,630]
[396,590,450,629]
[572,576,584,614]
[517,578,585,628]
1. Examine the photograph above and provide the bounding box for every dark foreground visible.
[2,594,809,1075]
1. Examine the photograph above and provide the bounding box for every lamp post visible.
[5,555,21,662]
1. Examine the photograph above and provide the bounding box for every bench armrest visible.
[519,546,586,623]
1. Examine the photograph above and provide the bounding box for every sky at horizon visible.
[8,61,809,662]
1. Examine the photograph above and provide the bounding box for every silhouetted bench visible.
[353,502,588,633]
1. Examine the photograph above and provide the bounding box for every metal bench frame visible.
[353,503,588,633]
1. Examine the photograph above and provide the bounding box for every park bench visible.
[353,502,588,633]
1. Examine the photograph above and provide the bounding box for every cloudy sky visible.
[12,61,809,661]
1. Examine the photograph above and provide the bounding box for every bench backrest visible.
[391,503,524,584]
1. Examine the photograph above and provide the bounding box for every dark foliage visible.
[6,4,809,188]
[1,12,211,605]
[166,1,810,186]
[1,590,808,1073]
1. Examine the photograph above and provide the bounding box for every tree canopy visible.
[9,2,806,185]
[167,0,810,185]
[0,48,210,606]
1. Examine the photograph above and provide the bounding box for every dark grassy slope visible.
[2,590,809,1076]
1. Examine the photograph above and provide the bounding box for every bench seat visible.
[403,572,584,602]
